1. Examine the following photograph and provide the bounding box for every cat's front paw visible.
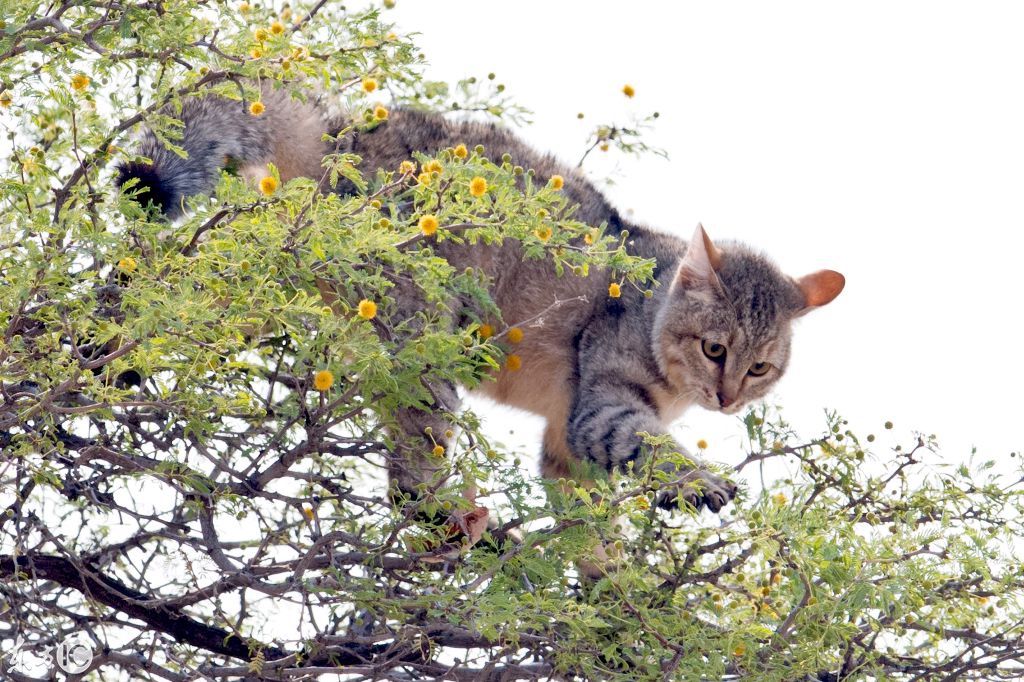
[656,466,738,513]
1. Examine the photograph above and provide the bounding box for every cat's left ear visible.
[793,270,845,316]
[675,223,724,291]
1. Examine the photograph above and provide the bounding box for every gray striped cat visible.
[118,87,844,514]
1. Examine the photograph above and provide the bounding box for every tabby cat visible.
[117,86,844,515]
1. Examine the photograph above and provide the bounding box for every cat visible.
[117,85,844,516]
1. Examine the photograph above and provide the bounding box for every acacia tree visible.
[2,2,1023,680]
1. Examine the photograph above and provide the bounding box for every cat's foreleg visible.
[565,382,737,513]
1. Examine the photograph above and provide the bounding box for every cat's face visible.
[652,225,844,415]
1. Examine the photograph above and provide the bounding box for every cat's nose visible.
[717,392,734,409]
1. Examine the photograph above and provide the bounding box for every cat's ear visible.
[794,270,845,315]
[675,223,724,290]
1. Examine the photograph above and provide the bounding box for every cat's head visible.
[652,224,844,415]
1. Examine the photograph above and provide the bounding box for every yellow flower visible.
[302,505,315,520]
[386,31,398,41]
[696,439,708,450]
[249,47,263,59]
[423,159,443,174]
[772,492,788,506]
[549,175,564,190]
[399,160,416,175]
[362,77,378,93]
[258,176,278,195]
[432,444,445,457]
[600,143,610,152]
[373,104,388,120]
[622,84,636,98]
[469,176,487,197]
[453,143,468,159]
[118,257,137,273]
[254,27,269,41]
[534,226,553,242]
[505,354,522,371]
[238,2,251,12]
[357,299,377,319]
[506,327,523,344]
[0,91,12,108]
[418,214,439,236]
[635,495,650,511]
[70,73,90,92]
[270,21,285,35]
[731,642,746,657]
[313,370,334,392]
[249,101,265,116]
[583,230,595,246]
[478,323,494,340]
[417,172,432,186]
[608,282,621,298]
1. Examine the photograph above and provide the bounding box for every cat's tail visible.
[116,87,332,218]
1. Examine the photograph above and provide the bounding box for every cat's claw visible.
[656,468,738,513]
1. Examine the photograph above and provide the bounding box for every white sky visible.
[377,1,1024,472]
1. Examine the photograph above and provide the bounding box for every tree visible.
[1,2,1022,680]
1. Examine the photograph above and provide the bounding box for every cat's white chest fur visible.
[651,386,696,426]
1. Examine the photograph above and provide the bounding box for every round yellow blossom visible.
[313,369,334,392]
[270,21,285,35]
[399,160,416,175]
[622,84,636,98]
[302,505,315,520]
[534,226,553,242]
[417,172,432,186]
[600,143,610,152]
[453,143,468,159]
[549,175,564,190]
[635,495,650,511]
[0,91,11,108]
[258,176,278,195]
[432,444,445,457]
[469,176,487,198]
[249,101,265,116]
[505,354,522,371]
[238,1,251,12]
[70,73,90,92]
[418,214,439,236]
[386,31,398,41]
[362,77,378,93]
[249,47,263,59]
[357,299,377,320]
[772,492,788,506]
[696,439,708,450]
[583,230,596,245]
[423,159,443,174]
[608,282,621,298]
[506,327,523,344]
[373,104,388,120]
[478,323,494,339]
[118,257,138,273]
[254,27,269,41]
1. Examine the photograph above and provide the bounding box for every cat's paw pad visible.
[657,469,738,513]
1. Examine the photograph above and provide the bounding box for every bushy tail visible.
[116,87,332,218]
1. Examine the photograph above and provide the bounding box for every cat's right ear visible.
[674,223,724,291]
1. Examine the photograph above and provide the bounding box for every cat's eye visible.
[748,361,772,377]
[701,340,726,362]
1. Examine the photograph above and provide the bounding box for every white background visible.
[384,2,1024,475]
